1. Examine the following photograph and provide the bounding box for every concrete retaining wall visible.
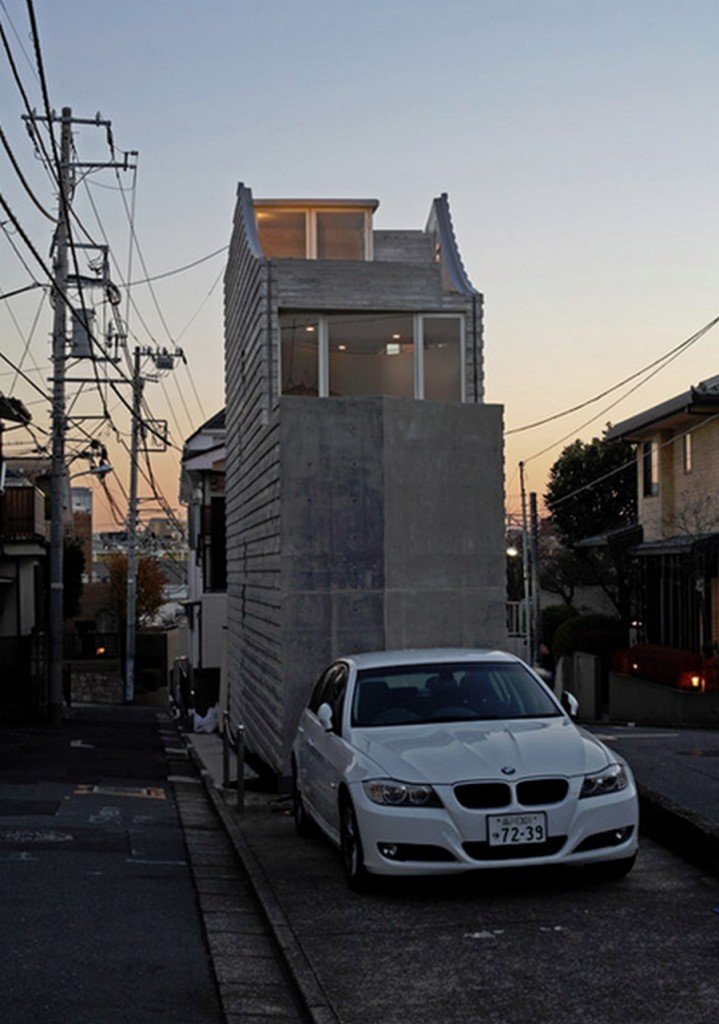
[609,671,719,727]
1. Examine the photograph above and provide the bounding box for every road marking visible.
[167,775,201,784]
[127,858,187,866]
[465,930,504,940]
[0,829,73,844]
[74,785,166,800]
[70,739,95,748]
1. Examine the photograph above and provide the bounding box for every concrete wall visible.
[609,671,719,727]
[275,396,506,771]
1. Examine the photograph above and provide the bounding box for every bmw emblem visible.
[501,766,516,776]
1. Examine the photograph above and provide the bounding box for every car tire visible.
[587,853,637,881]
[339,794,371,892]
[292,763,315,838]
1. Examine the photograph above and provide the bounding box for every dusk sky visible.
[2,0,718,529]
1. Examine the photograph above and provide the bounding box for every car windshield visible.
[351,662,561,727]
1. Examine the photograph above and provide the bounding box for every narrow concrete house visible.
[224,186,505,775]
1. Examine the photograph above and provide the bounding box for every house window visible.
[683,432,692,473]
[643,440,659,496]
[202,497,227,591]
[316,212,366,259]
[255,205,373,260]
[279,312,464,401]
[280,316,320,396]
[256,210,306,258]
[328,314,415,398]
[422,316,463,402]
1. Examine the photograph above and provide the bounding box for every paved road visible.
[236,789,719,1024]
[0,706,224,1024]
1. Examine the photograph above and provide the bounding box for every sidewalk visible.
[587,723,719,874]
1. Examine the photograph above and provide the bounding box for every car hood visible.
[350,718,611,783]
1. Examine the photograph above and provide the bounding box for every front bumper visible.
[350,776,639,876]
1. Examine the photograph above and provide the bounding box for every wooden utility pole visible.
[48,107,72,725]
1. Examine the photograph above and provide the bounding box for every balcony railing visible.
[0,486,48,541]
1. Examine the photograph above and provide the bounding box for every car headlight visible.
[580,763,628,798]
[362,780,443,808]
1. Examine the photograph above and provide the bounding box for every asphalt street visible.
[0,707,306,1024]
[230,786,719,1024]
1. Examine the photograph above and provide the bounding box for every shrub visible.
[541,604,575,650]
[552,613,626,661]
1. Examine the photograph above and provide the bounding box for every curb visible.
[637,783,719,877]
[184,741,342,1024]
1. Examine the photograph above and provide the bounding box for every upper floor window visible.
[642,440,659,497]
[280,312,464,401]
[255,203,375,260]
[683,432,692,473]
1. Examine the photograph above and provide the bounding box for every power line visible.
[507,314,719,436]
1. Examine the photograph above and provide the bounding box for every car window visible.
[308,663,348,723]
[351,662,561,727]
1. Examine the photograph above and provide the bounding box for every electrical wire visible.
[507,315,719,436]
[0,119,54,220]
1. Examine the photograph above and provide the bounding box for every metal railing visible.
[221,710,245,813]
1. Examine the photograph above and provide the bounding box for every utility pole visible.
[48,107,73,726]
[519,461,532,666]
[124,347,177,703]
[530,491,541,661]
[124,346,142,703]
[26,107,136,722]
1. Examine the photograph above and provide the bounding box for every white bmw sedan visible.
[291,649,639,890]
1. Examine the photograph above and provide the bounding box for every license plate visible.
[487,813,547,847]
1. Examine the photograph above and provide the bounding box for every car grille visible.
[453,778,569,809]
[454,783,512,809]
[516,779,569,806]
[463,836,567,861]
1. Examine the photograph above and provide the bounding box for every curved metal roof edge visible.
[236,182,263,260]
[426,193,478,296]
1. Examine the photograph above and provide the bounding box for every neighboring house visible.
[180,410,227,708]
[606,376,719,652]
[224,186,506,776]
[0,450,50,715]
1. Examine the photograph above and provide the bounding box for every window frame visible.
[255,205,373,261]
[279,311,465,402]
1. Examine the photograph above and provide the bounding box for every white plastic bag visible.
[193,703,219,734]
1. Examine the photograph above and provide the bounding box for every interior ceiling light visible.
[392,333,401,339]
[305,325,316,333]
[338,344,347,351]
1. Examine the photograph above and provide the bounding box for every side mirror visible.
[561,691,579,718]
[317,702,333,731]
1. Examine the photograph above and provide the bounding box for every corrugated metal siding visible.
[224,194,284,769]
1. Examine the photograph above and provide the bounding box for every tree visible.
[544,435,636,545]
[107,554,167,627]
[544,434,637,618]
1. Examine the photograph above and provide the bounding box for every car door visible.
[307,663,351,830]
[297,663,344,823]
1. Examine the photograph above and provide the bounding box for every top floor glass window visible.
[255,210,306,259]
[255,204,373,260]
[279,312,465,401]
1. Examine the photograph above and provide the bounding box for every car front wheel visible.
[292,762,314,838]
[340,794,370,892]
